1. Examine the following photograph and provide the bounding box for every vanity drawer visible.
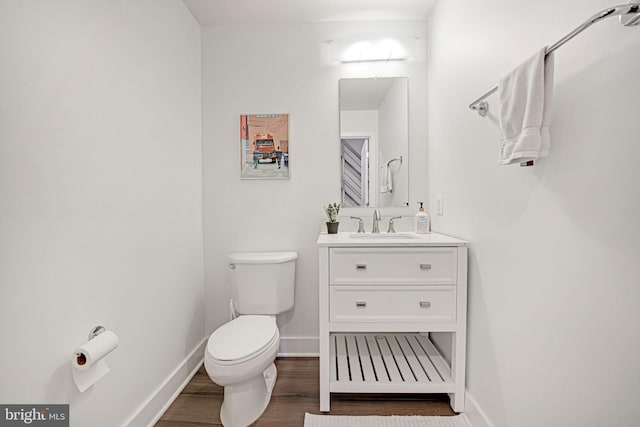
[329,247,457,285]
[329,286,456,323]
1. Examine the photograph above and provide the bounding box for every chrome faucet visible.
[387,216,402,233]
[350,216,365,233]
[371,209,381,233]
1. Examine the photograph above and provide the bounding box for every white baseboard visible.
[464,391,495,427]
[278,336,319,357]
[123,337,207,427]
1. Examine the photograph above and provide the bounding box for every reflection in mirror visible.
[339,77,409,208]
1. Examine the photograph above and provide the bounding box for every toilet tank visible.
[228,251,297,315]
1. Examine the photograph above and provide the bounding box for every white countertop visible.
[316,231,468,247]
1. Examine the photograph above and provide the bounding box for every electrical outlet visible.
[435,194,443,216]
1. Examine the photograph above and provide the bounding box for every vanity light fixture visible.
[329,32,417,63]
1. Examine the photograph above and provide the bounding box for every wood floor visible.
[156,357,456,426]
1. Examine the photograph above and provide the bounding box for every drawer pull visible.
[420,263,432,270]
[356,264,367,270]
[419,301,431,308]
[355,301,367,307]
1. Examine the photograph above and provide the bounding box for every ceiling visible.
[182,0,437,25]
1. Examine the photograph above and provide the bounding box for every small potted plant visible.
[324,202,341,234]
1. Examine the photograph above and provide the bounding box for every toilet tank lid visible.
[228,251,298,264]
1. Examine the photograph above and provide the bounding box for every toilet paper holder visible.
[88,325,106,340]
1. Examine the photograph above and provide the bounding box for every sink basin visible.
[349,232,420,239]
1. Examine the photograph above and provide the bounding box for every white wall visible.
[202,21,429,346]
[0,1,204,426]
[427,0,640,426]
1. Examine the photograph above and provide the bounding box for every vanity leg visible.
[450,392,465,413]
[319,333,331,411]
[449,330,466,412]
[318,248,331,412]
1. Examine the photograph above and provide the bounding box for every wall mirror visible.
[339,77,409,208]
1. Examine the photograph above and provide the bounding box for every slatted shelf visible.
[329,333,455,394]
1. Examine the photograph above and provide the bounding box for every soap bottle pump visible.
[415,202,430,234]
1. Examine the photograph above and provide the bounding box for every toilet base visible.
[220,363,277,427]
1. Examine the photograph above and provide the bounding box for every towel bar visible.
[469,2,640,116]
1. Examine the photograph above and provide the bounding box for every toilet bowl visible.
[205,315,280,427]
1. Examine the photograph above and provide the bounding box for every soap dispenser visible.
[415,202,430,234]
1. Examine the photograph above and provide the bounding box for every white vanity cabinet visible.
[317,232,468,413]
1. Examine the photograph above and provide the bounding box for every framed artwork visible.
[240,114,289,179]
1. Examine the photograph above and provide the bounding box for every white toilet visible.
[204,251,297,427]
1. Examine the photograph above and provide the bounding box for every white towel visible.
[498,47,554,165]
[386,165,393,193]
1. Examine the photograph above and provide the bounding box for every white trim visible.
[278,336,319,357]
[464,391,495,427]
[122,337,207,427]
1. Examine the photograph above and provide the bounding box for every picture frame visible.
[240,114,289,179]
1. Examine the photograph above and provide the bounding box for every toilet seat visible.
[207,315,278,365]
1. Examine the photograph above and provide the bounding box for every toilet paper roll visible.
[73,330,119,371]
[72,330,119,392]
